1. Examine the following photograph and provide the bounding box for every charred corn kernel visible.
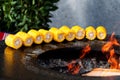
[96,26,107,40]
[71,25,85,40]
[16,32,33,46]
[38,29,53,43]
[59,25,75,41]
[28,29,43,44]
[49,27,65,42]
[5,34,22,49]
[85,26,96,40]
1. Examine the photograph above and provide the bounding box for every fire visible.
[102,32,120,69]
[67,60,80,74]
[102,32,120,53]
[108,49,119,69]
[67,32,120,75]
[67,44,91,74]
[80,44,91,59]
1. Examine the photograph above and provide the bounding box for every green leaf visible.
[8,14,13,21]
[10,1,17,5]
[2,5,6,11]
[24,24,28,31]
[32,0,35,5]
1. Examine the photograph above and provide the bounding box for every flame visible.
[110,32,120,46]
[80,44,91,59]
[108,49,119,69]
[67,32,120,75]
[102,32,120,53]
[67,61,80,74]
[67,45,91,74]
[102,32,120,69]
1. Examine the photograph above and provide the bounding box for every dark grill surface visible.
[0,35,120,80]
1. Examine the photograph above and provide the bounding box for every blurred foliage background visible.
[0,0,59,33]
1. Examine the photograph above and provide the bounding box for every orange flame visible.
[67,62,80,74]
[110,32,120,46]
[102,32,120,53]
[68,32,120,75]
[102,32,120,69]
[108,49,119,69]
[80,44,91,59]
[67,45,91,74]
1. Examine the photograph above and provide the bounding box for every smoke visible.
[50,0,120,35]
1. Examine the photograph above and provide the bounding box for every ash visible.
[37,57,110,75]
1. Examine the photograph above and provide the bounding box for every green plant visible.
[0,0,59,33]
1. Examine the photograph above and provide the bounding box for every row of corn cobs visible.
[5,25,107,49]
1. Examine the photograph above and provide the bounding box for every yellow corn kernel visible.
[85,26,96,40]
[71,25,85,40]
[38,29,53,43]
[49,27,65,42]
[16,31,33,46]
[96,26,107,40]
[59,25,75,41]
[28,29,43,44]
[5,34,22,49]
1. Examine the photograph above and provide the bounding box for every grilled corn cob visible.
[71,25,85,40]
[16,32,33,46]
[49,27,65,42]
[28,29,43,44]
[59,25,75,41]
[96,26,107,40]
[5,34,22,49]
[38,29,53,43]
[85,26,96,40]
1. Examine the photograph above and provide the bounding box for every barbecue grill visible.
[0,34,120,80]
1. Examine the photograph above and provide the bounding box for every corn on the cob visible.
[71,25,85,40]
[5,34,22,49]
[28,29,43,44]
[49,27,65,42]
[38,29,53,43]
[96,26,107,40]
[16,31,33,46]
[85,26,96,40]
[59,25,75,41]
